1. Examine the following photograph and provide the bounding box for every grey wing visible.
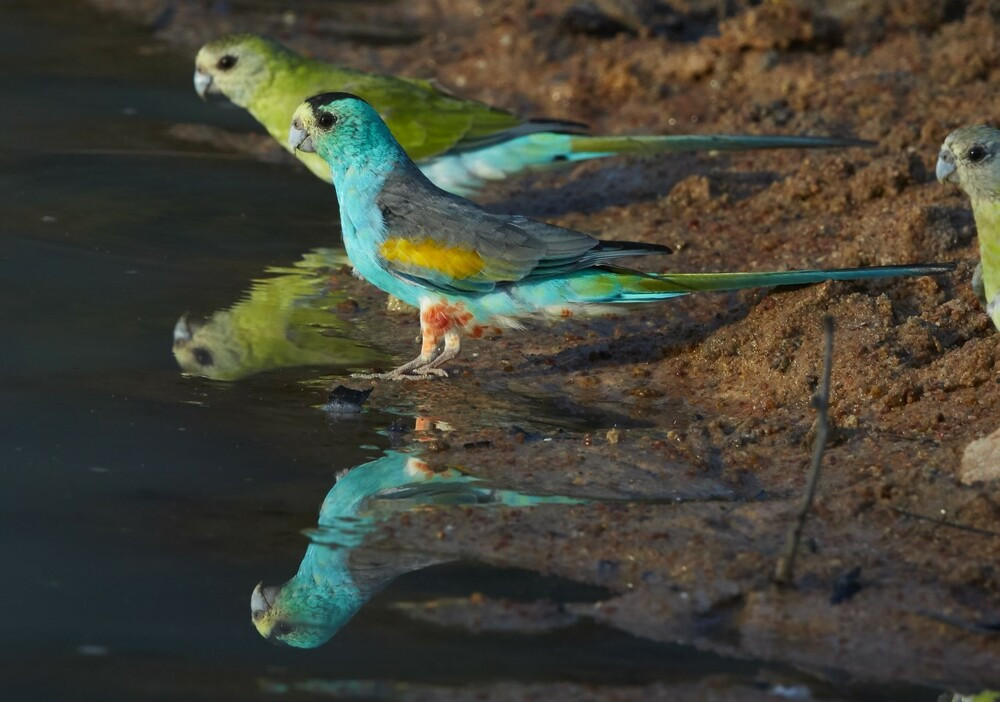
[375,167,602,293]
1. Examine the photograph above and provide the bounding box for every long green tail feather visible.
[421,131,874,196]
[613,263,955,300]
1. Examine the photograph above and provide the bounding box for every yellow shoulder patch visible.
[380,238,485,280]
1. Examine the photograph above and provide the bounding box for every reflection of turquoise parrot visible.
[194,34,872,196]
[172,249,381,380]
[286,93,955,380]
[251,451,576,648]
[936,125,1000,327]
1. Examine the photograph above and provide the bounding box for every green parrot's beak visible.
[193,69,213,100]
[936,150,957,184]
[173,315,192,345]
[289,118,315,153]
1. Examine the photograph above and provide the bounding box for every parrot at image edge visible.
[936,124,1000,329]
[287,92,955,381]
[195,34,874,197]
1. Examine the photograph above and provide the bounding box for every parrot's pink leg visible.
[352,301,469,380]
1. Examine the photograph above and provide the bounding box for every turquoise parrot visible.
[251,451,577,648]
[194,34,872,197]
[172,248,382,380]
[286,92,954,380]
[936,125,1000,328]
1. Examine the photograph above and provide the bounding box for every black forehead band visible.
[306,92,369,112]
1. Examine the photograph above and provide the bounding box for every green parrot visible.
[936,125,1000,327]
[251,451,579,648]
[172,248,382,380]
[194,34,872,197]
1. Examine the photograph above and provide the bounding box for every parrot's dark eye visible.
[217,55,238,71]
[275,621,294,636]
[192,347,214,366]
[967,145,988,163]
[318,112,338,129]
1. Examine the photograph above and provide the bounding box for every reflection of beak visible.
[173,315,192,344]
[936,150,957,184]
[289,117,315,153]
[251,582,279,619]
[193,69,213,100]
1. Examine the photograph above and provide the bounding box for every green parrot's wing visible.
[252,54,568,162]
[332,70,529,161]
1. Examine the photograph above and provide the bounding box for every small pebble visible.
[324,385,372,414]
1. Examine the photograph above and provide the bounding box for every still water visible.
[0,2,959,700]
[0,3,717,698]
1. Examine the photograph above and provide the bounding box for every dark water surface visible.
[0,3,734,700]
[0,3,954,701]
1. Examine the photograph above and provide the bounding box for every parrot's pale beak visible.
[289,118,315,153]
[193,69,213,100]
[936,150,957,184]
[173,315,192,344]
[251,582,279,620]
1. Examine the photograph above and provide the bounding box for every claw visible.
[410,367,449,378]
[351,371,389,380]
[350,367,449,381]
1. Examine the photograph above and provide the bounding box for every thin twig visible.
[774,315,834,585]
[916,609,1000,635]
[890,507,1000,538]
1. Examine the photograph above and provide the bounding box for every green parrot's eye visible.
[318,112,338,129]
[217,55,238,71]
[967,145,988,163]
[192,347,214,366]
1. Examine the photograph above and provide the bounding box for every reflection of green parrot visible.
[251,451,577,648]
[172,249,382,380]
[194,34,871,197]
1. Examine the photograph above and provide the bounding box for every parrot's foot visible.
[396,366,449,380]
[351,354,451,380]
[351,334,460,380]
[351,367,448,381]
